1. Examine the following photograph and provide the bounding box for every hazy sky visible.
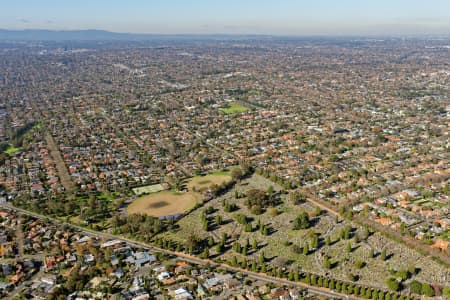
[1,0,450,35]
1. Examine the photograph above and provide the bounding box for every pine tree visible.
[318,276,323,287]
[260,263,266,273]
[259,252,265,264]
[363,227,370,240]
[221,232,227,245]
[200,247,209,259]
[341,283,347,293]
[231,256,238,267]
[409,280,422,294]
[252,239,258,250]
[241,258,247,269]
[324,256,331,269]
[315,206,321,216]
[421,282,435,297]
[215,243,224,253]
[303,244,309,255]
[277,268,283,278]
[349,284,355,294]
[381,248,387,261]
[288,269,294,281]
[251,260,257,272]
[344,226,351,239]
[329,279,335,290]
[312,235,319,249]
[304,273,311,285]
[294,269,299,281]
[200,212,206,223]
[359,287,366,297]
[233,242,241,253]
[346,241,352,253]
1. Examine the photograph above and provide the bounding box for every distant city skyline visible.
[1,0,450,36]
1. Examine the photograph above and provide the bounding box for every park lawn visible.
[186,173,232,192]
[69,215,82,225]
[132,183,165,196]
[210,169,232,176]
[219,101,250,114]
[439,231,450,240]
[97,191,120,201]
[4,144,21,155]
[127,190,200,217]
[413,199,428,205]
[74,195,89,202]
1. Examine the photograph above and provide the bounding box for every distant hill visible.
[0,29,273,41]
[0,29,157,41]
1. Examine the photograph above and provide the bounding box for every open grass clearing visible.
[219,101,250,114]
[97,191,120,201]
[32,123,42,130]
[186,173,232,192]
[4,144,21,155]
[210,169,232,176]
[413,199,429,205]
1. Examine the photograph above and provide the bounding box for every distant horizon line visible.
[1,28,449,38]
